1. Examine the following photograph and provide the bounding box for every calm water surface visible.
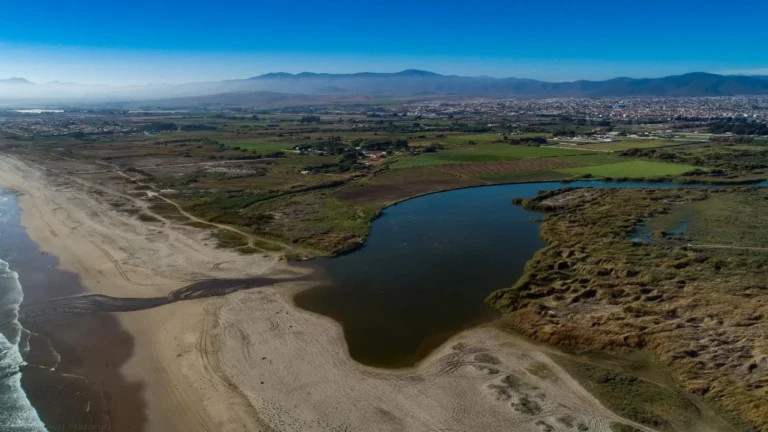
[296,181,700,367]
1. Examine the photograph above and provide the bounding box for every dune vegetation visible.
[488,187,768,431]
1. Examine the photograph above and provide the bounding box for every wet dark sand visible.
[3,192,303,432]
[21,276,301,319]
[19,275,306,432]
[0,192,142,431]
[21,313,140,432]
[0,180,310,432]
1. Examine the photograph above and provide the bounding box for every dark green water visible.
[295,181,700,367]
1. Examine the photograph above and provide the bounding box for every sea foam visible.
[0,259,47,431]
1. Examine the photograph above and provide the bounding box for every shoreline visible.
[0,185,121,431]
[327,174,765,258]
[0,153,281,431]
[1,153,658,432]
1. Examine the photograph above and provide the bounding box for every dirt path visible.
[95,160,316,256]
[73,158,274,174]
[0,153,281,432]
[0,152,660,432]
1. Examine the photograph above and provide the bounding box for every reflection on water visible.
[296,181,714,367]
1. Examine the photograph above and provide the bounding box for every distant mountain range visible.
[241,70,768,98]
[3,70,768,106]
[0,78,33,85]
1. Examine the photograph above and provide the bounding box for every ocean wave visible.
[0,259,48,431]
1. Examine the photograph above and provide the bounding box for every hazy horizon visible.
[2,0,768,103]
[4,67,768,105]
[4,63,768,87]
[3,0,768,86]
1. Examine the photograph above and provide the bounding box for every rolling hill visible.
[4,71,768,105]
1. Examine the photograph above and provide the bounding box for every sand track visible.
[96,159,311,256]
[0,152,655,432]
[209,284,656,432]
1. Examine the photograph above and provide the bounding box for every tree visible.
[299,115,321,124]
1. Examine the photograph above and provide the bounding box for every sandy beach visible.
[0,153,652,432]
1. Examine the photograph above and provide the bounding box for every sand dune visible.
[0,153,653,432]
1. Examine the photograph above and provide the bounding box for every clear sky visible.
[2,0,767,85]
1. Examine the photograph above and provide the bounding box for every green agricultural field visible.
[477,170,573,183]
[441,134,503,146]
[559,160,699,178]
[618,143,768,182]
[438,132,551,146]
[392,144,594,169]
[391,152,528,169]
[557,153,626,166]
[453,143,591,158]
[576,139,698,152]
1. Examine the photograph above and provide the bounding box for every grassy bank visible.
[554,356,699,432]
[487,187,768,431]
[559,160,699,177]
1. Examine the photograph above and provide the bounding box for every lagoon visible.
[295,181,716,367]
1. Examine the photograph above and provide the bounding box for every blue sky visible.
[1,0,767,84]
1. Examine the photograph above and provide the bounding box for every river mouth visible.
[294,180,718,368]
[0,190,144,432]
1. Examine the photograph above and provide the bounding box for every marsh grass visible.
[488,187,768,431]
[555,356,697,432]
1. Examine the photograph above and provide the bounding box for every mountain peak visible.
[252,72,296,79]
[395,69,441,77]
[681,71,718,76]
[251,70,442,80]
[0,77,33,85]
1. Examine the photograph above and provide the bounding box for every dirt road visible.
[0,153,654,432]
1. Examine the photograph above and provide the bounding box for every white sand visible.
[0,154,654,432]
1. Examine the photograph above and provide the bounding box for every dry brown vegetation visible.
[334,160,579,206]
[487,187,768,431]
[435,157,581,176]
[336,166,485,204]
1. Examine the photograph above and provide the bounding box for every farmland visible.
[3,107,766,257]
[560,160,700,178]
[440,133,509,145]
[622,142,768,172]
[434,158,581,177]
[391,144,594,169]
[217,139,294,153]
[4,101,768,432]
[577,139,692,151]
